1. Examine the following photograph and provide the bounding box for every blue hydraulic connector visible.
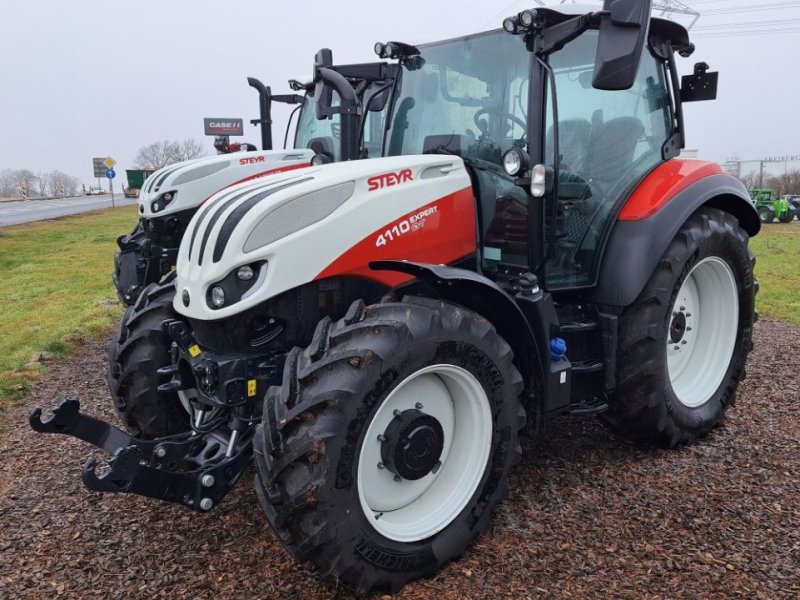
[550,337,567,362]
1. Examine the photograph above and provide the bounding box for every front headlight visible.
[236,265,254,281]
[151,191,177,213]
[210,286,226,307]
[206,261,267,310]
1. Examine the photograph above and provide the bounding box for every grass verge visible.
[750,221,800,326]
[0,205,138,413]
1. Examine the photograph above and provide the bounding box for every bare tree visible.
[133,138,206,169]
[0,169,14,197]
[45,170,79,197]
[174,138,206,162]
[12,169,36,192]
[738,171,759,190]
[765,170,800,197]
[33,172,48,197]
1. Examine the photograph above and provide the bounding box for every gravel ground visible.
[1,318,798,599]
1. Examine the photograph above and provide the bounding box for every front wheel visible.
[757,205,775,223]
[254,297,524,593]
[778,210,795,224]
[602,207,757,447]
[107,279,190,438]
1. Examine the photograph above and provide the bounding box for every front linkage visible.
[29,319,272,511]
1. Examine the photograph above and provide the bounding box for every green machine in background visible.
[750,188,796,223]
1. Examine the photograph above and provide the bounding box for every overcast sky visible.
[1,1,797,183]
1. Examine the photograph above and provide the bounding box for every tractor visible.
[112,61,396,306]
[107,56,396,438]
[749,188,795,223]
[32,1,759,593]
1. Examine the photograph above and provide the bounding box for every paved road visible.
[0,194,137,226]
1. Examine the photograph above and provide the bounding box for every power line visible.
[693,28,800,36]
[694,17,800,30]
[702,2,800,15]
[476,0,532,31]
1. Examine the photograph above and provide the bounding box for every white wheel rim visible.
[357,364,492,543]
[667,257,739,408]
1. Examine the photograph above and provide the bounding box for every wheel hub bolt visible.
[377,462,385,470]
[415,402,423,410]
[201,474,215,488]
[686,313,692,318]
[200,498,213,511]
[674,346,680,351]
[680,306,686,311]
[377,434,386,442]
[393,475,402,482]
[393,409,402,418]
[155,446,166,458]
[682,340,688,345]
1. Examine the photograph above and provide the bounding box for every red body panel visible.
[315,186,477,287]
[619,159,724,221]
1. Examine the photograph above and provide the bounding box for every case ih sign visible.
[203,118,244,136]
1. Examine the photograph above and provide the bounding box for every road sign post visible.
[93,157,107,193]
[106,167,116,208]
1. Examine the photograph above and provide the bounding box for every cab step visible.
[568,399,609,416]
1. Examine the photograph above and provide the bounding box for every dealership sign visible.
[764,154,800,163]
[203,118,244,136]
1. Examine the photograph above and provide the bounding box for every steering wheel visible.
[473,107,526,135]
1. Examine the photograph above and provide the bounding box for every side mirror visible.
[367,87,391,112]
[592,0,652,91]
[313,48,335,119]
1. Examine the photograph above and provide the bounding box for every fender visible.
[591,171,760,307]
[370,260,545,402]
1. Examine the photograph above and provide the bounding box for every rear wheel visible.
[107,279,190,438]
[757,205,775,223]
[254,297,524,593]
[602,208,756,447]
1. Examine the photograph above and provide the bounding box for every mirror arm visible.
[271,94,305,105]
[534,13,597,55]
[664,44,686,156]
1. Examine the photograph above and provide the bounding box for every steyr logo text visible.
[367,169,413,192]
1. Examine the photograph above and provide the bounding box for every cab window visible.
[544,30,672,289]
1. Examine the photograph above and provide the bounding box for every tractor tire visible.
[602,207,756,447]
[757,205,775,223]
[254,296,525,593]
[107,278,190,439]
[778,210,795,224]
[113,221,145,306]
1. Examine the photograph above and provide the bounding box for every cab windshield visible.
[295,83,390,160]
[385,30,531,172]
[294,89,341,160]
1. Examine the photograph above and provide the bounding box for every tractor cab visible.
[381,3,708,291]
